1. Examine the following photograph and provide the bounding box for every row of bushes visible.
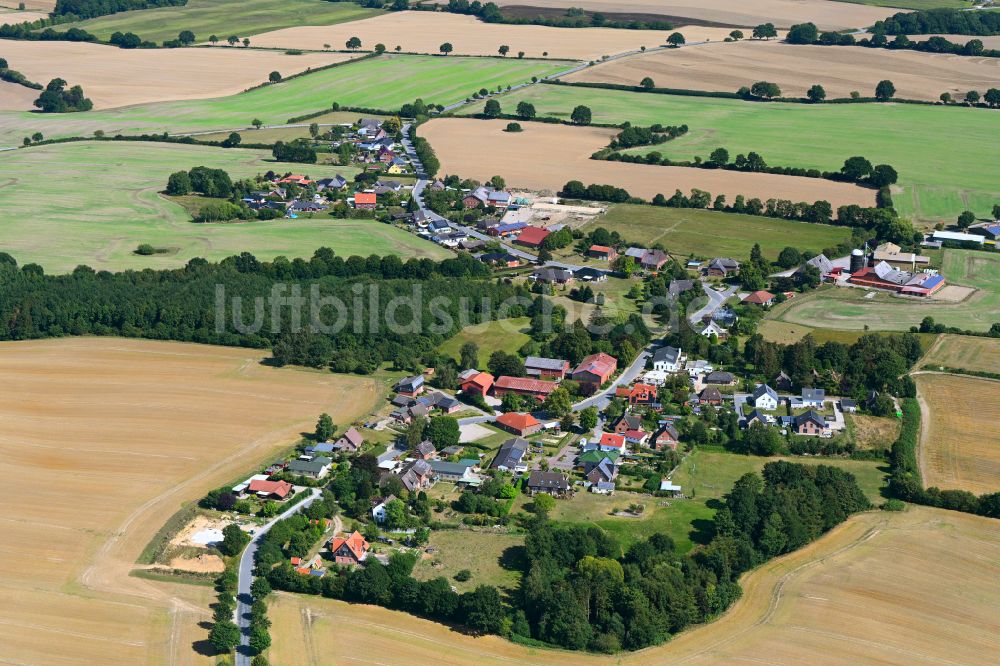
[408,125,439,176]
[787,21,1000,61]
[888,398,1000,517]
[0,66,42,90]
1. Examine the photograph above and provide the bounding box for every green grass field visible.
[470,86,1000,223]
[411,530,524,593]
[768,249,1000,332]
[67,0,382,43]
[546,450,885,553]
[591,204,852,260]
[437,317,531,366]
[0,141,447,273]
[0,55,569,148]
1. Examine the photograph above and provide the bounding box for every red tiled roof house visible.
[495,412,542,437]
[329,530,370,566]
[492,376,557,402]
[572,353,618,395]
[459,370,495,398]
[514,226,551,249]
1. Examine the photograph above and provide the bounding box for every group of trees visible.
[608,123,687,149]
[33,78,92,113]
[0,57,42,90]
[166,165,234,197]
[874,8,1000,36]
[53,0,185,19]
[272,138,317,163]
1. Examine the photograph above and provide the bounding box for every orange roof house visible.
[588,245,617,261]
[329,530,370,565]
[277,174,314,185]
[496,411,542,436]
[572,353,618,393]
[598,432,626,452]
[742,290,776,306]
[513,226,551,248]
[493,375,558,402]
[617,383,657,405]
[354,192,377,209]
[246,479,293,500]
[459,371,494,397]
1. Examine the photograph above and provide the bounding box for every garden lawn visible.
[68,0,383,43]
[411,530,523,593]
[591,204,852,259]
[437,317,531,366]
[768,249,1000,332]
[0,141,447,273]
[0,54,569,147]
[471,86,1000,222]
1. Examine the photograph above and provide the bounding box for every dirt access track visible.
[568,39,1000,102]
[249,11,734,61]
[491,0,895,30]
[268,505,1000,665]
[0,39,357,110]
[419,118,875,208]
[0,338,382,665]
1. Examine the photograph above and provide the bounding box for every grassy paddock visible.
[918,334,1000,374]
[411,530,523,592]
[768,249,1000,332]
[438,317,532,366]
[470,86,1000,222]
[0,55,569,147]
[69,0,383,43]
[0,141,447,272]
[590,203,852,259]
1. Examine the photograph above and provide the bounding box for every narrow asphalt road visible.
[235,487,322,665]
[688,283,737,325]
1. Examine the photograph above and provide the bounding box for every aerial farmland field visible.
[767,250,1000,333]
[267,506,1000,665]
[0,141,447,272]
[68,0,383,43]
[0,338,384,666]
[919,334,1000,374]
[473,85,1000,222]
[0,54,569,147]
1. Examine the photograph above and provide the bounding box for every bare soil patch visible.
[268,506,1000,665]
[0,39,356,109]
[250,11,668,60]
[166,553,226,574]
[848,413,900,450]
[0,338,382,665]
[491,0,895,30]
[915,372,1000,495]
[568,39,1000,101]
[419,117,875,208]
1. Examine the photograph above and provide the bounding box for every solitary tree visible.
[483,99,502,117]
[517,51,524,58]
[875,79,895,101]
[579,406,598,431]
[209,34,218,45]
[957,210,976,229]
[268,71,281,83]
[459,341,479,369]
[640,76,655,89]
[750,81,781,99]
[242,38,250,47]
[709,147,729,165]
[515,101,536,119]
[729,29,744,41]
[570,104,592,125]
[939,91,952,104]
[807,84,826,102]
[752,23,777,40]
[178,30,196,45]
[251,118,263,129]
[984,88,1000,107]
[227,35,238,46]
[440,42,453,55]
[667,32,685,47]
[498,45,509,56]
[346,36,362,50]
[315,413,335,441]
[965,90,980,105]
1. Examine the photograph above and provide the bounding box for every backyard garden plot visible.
[567,39,1000,102]
[0,141,447,273]
[0,54,567,147]
[0,338,383,666]
[68,0,382,44]
[0,38,355,109]
[419,118,874,208]
[919,333,1000,374]
[769,250,1000,332]
[589,203,852,259]
[268,506,1000,666]
[489,0,895,30]
[473,85,1000,222]
[251,10,658,60]
[915,372,1000,495]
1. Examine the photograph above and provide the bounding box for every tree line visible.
[874,8,1000,36]
[786,19,1000,62]
[0,57,42,90]
[53,0,186,19]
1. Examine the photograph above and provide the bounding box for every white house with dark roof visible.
[751,384,779,411]
[652,346,684,373]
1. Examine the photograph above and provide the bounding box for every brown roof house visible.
[334,427,364,453]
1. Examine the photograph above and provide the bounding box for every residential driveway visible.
[689,283,738,324]
[547,440,577,472]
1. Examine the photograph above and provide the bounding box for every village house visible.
[706,258,740,277]
[371,495,396,524]
[613,414,643,435]
[751,384,780,411]
[316,175,348,191]
[525,356,570,380]
[623,429,649,447]
[493,376,558,402]
[792,388,826,409]
[305,441,335,456]
[572,352,618,394]
[496,411,542,437]
[490,221,527,238]
[617,382,658,405]
[399,459,435,491]
[329,531,370,566]
[574,266,607,282]
[458,369,494,397]
[246,479,293,501]
[597,432,627,453]
[531,267,574,285]
[685,359,714,377]
[429,459,480,484]
[653,423,680,451]
[414,440,436,461]
[395,374,425,397]
[793,410,829,436]
[659,479,683,497]
[588,245,618,261]
[334,426,364,453]
[743,410,770,428]
[514,226,551,249]
[288,456,332,479]
[585,457,618,486]
[742,290,776,307]
[698,386,724,406]
[774,371,793,391]
[652,346,684,373]
[578,449,619,477]
[418,391,462,414]
[478,252,521,268]
[840,398,857,413]
[491,437,530,473]
[624,247,668,271]
[699,320,728,339]
[704,371,736,385]
[353,191,377,210]
[526,470,570,497]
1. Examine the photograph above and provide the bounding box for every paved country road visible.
[688,283,737,325]
[235,487,322,665]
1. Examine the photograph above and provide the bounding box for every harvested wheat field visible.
[491,0,894,30]
[568,39,1000,102]
[0,8,48,23]
[0,39,357,109]
[0,80,39,111]
[915,372,1000,495]
[920,334,1000,374]
[268,506,1000,665]
[419,118,874,207]
[0,338,383,665]
[251,11,660,60]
